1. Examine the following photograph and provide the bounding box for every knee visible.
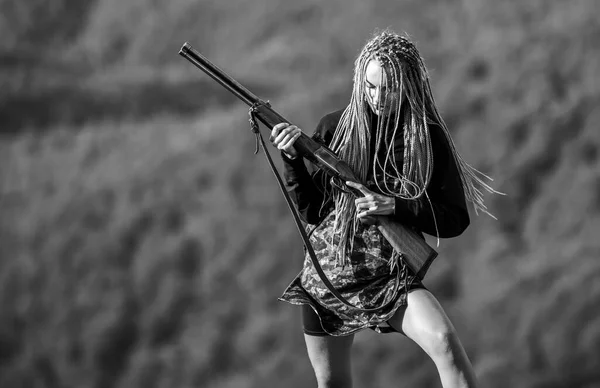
[424,329,460,364]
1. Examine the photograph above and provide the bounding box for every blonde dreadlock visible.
[327,30,500,265]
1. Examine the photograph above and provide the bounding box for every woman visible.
[270,30,497,388]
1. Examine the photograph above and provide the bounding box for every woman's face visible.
[364,59,404,116]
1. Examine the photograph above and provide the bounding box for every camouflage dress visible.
[278,211,424,336]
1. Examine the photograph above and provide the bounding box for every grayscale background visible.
[1,1,599,387]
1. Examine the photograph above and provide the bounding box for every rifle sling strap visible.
[249,107,401,314]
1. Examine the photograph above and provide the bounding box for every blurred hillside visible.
[1,0,599,387]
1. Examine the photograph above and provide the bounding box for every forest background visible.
[1,0,599,387]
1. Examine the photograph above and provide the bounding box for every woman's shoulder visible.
[312,109,345,145]
[317,109,345,129]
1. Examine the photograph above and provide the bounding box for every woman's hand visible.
[270,122,302,159]
[346,181,395,220]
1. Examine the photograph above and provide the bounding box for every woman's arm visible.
[282,153,332,225]
[280,112,342,225]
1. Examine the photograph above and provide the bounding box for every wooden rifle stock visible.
[179,42,437,279]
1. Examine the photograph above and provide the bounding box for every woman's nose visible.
[370,88,381,105]
[373,90,380,104]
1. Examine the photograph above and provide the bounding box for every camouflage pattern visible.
[279,212,424,336]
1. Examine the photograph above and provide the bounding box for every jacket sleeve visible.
[281,115,336,225]
[392,126,470,238]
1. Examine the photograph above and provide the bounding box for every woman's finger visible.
[279,131,301,150]
[274,125,298,144]
[346,181,373,196]
[364,204,378,212]
[356,200,372,209]
[277,127,299,144]
[270,123,289,141]
[355,196,374,206]
[357,210,372,218]
[278,127,301,144]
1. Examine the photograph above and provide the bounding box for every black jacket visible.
[282,109,470,238]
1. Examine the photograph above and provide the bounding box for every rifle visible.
[178,42,437,280]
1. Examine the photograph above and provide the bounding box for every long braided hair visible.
[327,30,499,264]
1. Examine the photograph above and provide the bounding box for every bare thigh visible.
[387,288,456,346]
[388,289,462,356]
[304,333,354,387]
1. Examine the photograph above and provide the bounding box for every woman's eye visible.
[366,85,387,92]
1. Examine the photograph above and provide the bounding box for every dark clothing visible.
[282,109,470,237]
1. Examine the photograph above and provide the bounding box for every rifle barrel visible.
[179,42,257,106]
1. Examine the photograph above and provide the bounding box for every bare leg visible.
[304,333,355,388]
[387,289,478,388]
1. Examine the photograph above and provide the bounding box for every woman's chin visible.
[368,104,384,116]
[370,106,395,117]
